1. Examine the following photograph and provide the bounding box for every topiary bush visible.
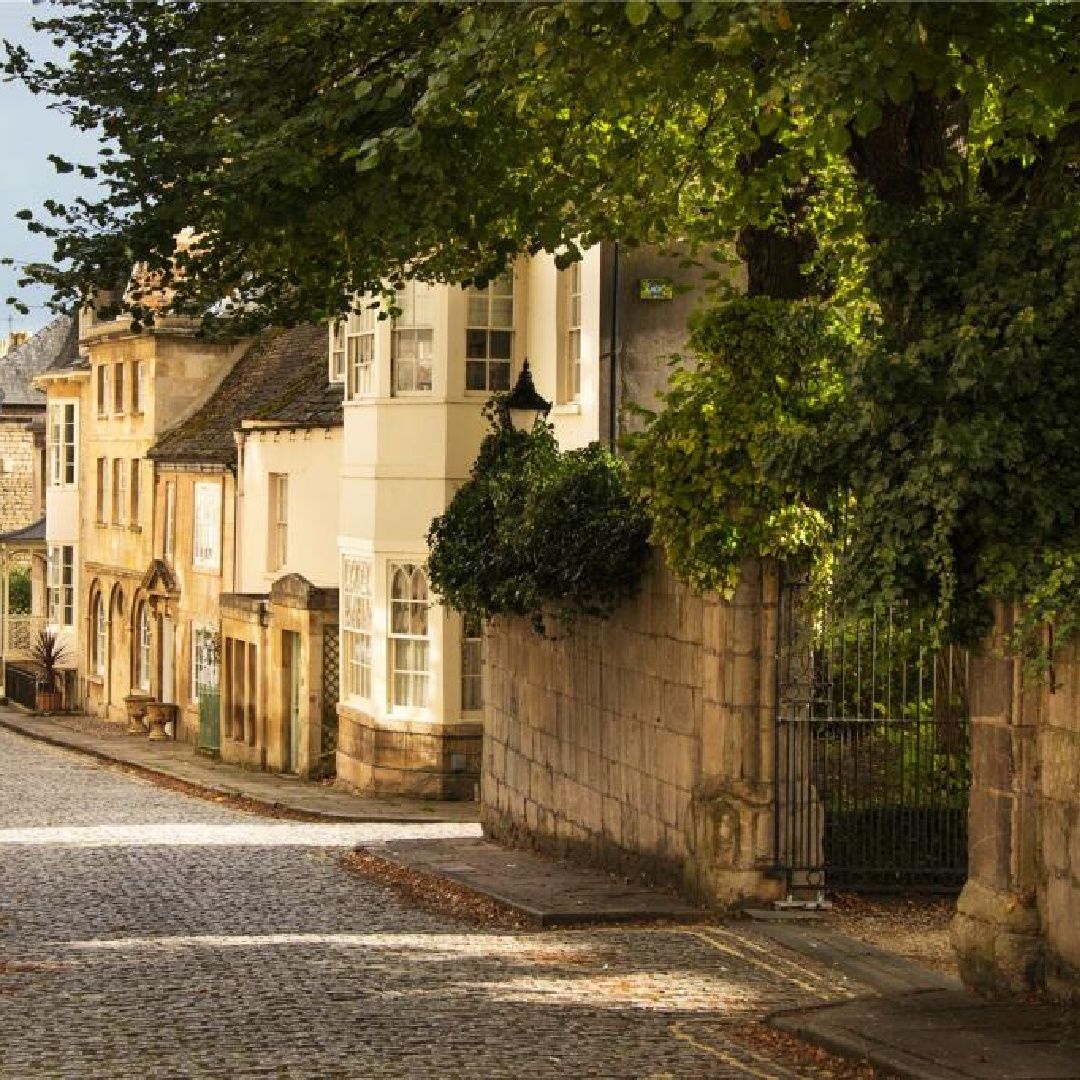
[426,402,651,630]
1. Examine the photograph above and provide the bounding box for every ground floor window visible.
[47,545,74,628]
[462,615,483,714]
[389,563,430,711]
[135,602,151,692]
[92,594,105,677]
[192,624,220,701]
[342,555,372,700]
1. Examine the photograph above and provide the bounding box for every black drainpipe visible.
[608,240,620,451]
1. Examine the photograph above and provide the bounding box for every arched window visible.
[389,564,430,710]
[92,594,105,678]
[135,602,151,692]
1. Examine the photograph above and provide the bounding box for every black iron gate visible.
[774,572,970,894]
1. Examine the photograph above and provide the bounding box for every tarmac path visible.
[0,727,851,1078]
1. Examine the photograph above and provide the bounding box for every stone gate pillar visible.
[951,605,1043,995]
[686,559,785,907]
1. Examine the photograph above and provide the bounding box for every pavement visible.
[0,708,479,823]
[3,707,1080,1078]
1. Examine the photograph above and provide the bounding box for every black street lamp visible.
[505,359,552,431]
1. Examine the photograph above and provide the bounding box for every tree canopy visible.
[8,2,1080,324]
[8,1,1080,643]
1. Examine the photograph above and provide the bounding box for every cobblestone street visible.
[0,728,855,1078]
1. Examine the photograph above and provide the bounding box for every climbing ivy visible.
[625,297,849,596]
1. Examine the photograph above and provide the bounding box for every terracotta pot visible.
[35,687,62,714]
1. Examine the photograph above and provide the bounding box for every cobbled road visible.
[0,728,853,1078]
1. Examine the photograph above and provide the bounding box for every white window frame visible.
[462,614,483,715]
[96,457,108,524]
[342,555,373,702]
[193,480,222,571]
[566,261,582,403]
[465,274,514,393]
[164,480,176,560]
[191,623,220,703]
[330,322,346,383]
[389,562,431,712]
[47,545,74,629]
[112,458,126,526]
[96,364,109,417]
[130,459,141,527]
[93,594,105,677]
[113,361,126,415]
[346,304,378,399]
[48,402,77,487]
[391,283,434,395]
[269,473,288,571]
[136,601,151,692]
[132,360,146,414]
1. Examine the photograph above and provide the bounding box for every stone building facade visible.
[335,244,713,799]
[80,317,247,719]
[0,316,78,535]
[483,556,785,908]
[148,325,342,771]
[952,608,1080,1004]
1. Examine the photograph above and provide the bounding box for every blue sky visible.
[0,1,100,335]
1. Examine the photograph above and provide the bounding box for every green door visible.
[195,628,221,754]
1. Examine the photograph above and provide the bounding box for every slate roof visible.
[0,315,80,406]
[148,324,341,467]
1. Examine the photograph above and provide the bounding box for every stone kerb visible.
[481,554,783,909]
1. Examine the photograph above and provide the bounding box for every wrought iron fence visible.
[774,572,970,894]
[4,663,38,709]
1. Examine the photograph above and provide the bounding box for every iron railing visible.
[774,573,970,894]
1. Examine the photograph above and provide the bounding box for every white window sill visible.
[552,403,581,416]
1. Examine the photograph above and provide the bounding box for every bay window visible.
[342,555,372,700]
[391,283,434,394]
[389,563,430,710]
[465,274,514,392]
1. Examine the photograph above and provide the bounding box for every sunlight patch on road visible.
[0,821,482,847]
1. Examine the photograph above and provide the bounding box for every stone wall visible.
[0,417,39,533]
[952,607,1080,1003]
[482,556,784,908]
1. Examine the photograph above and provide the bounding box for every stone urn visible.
[123,692,153,735]
[146,701,177,741]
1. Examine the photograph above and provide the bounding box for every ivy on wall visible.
[625,297,848,596]
[626,197,1080,649]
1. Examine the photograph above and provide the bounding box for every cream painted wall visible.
[38,374,89,662]
[336,263,535,731]
[236,426,343,595]
[525,246,604,450]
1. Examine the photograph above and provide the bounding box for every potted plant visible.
[31,628,71,714]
